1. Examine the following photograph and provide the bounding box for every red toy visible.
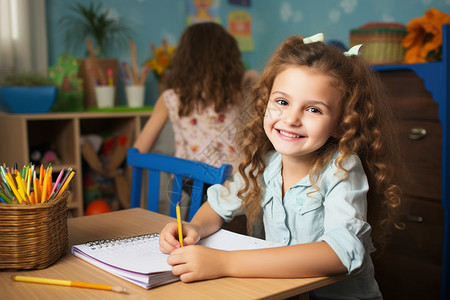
[85,200,111,215]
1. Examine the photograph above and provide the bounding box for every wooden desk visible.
[0,208,348,299]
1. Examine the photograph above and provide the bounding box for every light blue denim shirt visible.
[207,151,382,299]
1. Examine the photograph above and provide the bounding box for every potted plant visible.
[59,2,132,57]
[58,2,133,109]
[0,74,58,114]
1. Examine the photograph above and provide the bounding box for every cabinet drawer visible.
[373,252,441,300]
[396,120,441,200]
[384,197,443,263]
[377,70,439,121]
[373,196,443,299]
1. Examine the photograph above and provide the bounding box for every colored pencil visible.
[86,38,106,85]
[5,173,23,204]
[49,169,64,198]
[41,170,49,203]
[0,190,12,204]
[39,164,44,186]
[176,202,184,247]
[130,39,139,84]
[11,275,126,293]
[56,171,75,198]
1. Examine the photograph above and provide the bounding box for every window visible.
[0,0,47,78]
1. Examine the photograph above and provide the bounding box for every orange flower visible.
[145,39,176,78]
[402,8,450,63]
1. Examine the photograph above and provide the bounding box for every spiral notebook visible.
[71,229,282,289]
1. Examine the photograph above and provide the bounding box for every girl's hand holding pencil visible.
[0,163,75,205]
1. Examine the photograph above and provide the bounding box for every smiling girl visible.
[159,34,402,299]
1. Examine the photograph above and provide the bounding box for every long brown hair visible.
[166,22,245,116]
[237,36,403,251]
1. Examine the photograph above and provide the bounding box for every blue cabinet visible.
[372,24,449,299]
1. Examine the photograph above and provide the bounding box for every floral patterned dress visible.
[163,89,241,170]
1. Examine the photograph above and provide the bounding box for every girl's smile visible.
[276,128,305,140]
[264,66,342,161]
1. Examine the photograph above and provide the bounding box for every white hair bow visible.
[344,44,364,56]
[303,33,324,44]
[303,33,363,57]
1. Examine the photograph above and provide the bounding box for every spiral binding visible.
[85,233,159,250]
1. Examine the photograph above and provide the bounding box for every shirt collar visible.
[263,152,312,188]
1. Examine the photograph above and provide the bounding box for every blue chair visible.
[127,148,232,221]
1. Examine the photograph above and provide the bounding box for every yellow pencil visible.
[11,275,126,293]
[15,173,27,201]
[5,173,23,204]
[32,171,37,204]
[34,177,41,204]
[26,168,32,196]
[41,171,49,203]
[56,171,75,197]
[176,202,184,247]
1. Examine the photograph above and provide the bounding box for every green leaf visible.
[58,2,133,57]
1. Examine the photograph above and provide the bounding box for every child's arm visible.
[133,93,169,153]
[168,240,347,282]
[159,202,225,253]
[189,201,225,238]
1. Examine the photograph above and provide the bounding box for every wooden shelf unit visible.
[0,111,151,217]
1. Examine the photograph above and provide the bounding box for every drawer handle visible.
[409,127,427,140]
[407,215,423,223]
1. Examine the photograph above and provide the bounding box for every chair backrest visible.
[127,148,232,221]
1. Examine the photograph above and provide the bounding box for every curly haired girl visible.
[134,22,251,169]
[159,33,402,299]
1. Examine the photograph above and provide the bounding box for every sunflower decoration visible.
[145,39,176,80]
[402,8,450,63]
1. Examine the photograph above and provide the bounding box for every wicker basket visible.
[350,22,408,64]
[0,191,69,270]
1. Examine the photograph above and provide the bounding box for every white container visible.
[125,85,145,108]
[94,86,115,108]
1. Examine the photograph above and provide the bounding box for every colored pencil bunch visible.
[0,163,75,205]
[120,39,149,86]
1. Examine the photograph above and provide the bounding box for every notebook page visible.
[72,233,172,274]
[198,229,283,250]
